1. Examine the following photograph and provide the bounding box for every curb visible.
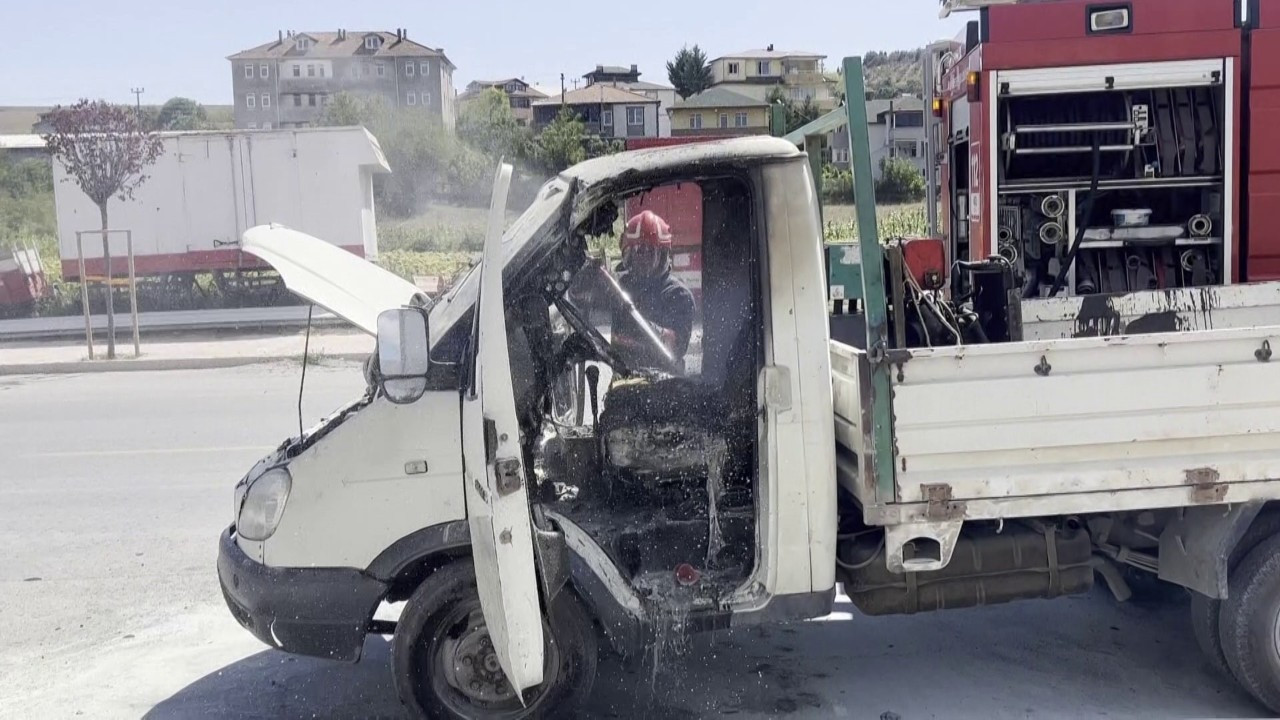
[0,352,370,376]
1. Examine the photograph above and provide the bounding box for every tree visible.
[155,97,208,131]
[457,88,534,161]
[875,156,926,203]
[666,45,714,100]
[766,88,823,134]
[319,92,390,128]
[535,108,587,173]
[42,100,163,358]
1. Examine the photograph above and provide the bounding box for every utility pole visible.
[560,73,566,107]
[571,78,580,90]
[130,87,145,124]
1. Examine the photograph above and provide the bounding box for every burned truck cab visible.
[219,136,838,717]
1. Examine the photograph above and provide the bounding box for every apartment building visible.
[228,29,456,130]
[709,46,839,110]
[457,78,547,126]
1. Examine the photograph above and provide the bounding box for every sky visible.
[1,0,969,107]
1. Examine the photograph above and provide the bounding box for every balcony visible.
[277,75,338,93]
[782,71,828,86]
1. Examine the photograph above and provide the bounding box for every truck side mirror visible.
[376,307,431,404]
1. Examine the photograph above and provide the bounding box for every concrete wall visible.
[670,106,768,136]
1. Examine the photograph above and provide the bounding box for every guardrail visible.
[0,307,346,342]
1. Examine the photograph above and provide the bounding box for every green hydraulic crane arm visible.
[841,56,896,505]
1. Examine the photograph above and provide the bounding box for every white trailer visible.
[53,126,389,281]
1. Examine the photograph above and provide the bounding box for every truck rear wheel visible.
[391,559,597,719]
[1219,533,1280,713]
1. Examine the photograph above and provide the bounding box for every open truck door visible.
[462,161,546,698]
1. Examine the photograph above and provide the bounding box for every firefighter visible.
[609,210,695,372]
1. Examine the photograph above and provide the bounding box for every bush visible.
[821,164,854,205]
[875,156,926,204]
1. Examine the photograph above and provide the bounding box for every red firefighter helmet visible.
[622,210,674,250]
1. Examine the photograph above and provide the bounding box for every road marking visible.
[21,446,271,458]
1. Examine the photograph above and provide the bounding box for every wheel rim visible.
[427,598,561,716]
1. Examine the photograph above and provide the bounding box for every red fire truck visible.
[933,0,1277,300]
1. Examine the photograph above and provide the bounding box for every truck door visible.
[461,161,546,698]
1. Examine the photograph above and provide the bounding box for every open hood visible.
[240,224,422,335]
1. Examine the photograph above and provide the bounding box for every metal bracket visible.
[1034,356,1053,376]
[884,519,964,574]
[1159,502,1264,598]
[922,483,963,521]
[1256,340,1272,363]
[494,457,523,496]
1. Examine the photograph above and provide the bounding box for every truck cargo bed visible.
[833,323,1280,525]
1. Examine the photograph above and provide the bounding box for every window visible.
[307,64,316,77]
[318,65,326,78]
[832,148,849,164]
[259,64,269,79]
[350,64,359,78]
[894,111,924,128]
[292,94,302,107]
[295,37,312,51]
[626,106,644,126]
[364,35,381,50]
[246,94,255,108]
[407,92,417,106]
[894,139,920,158]
[719,113,729,128]
[244,64,254,79]
[292,64,301,78]
[727,61,740,75]
[261,94,271,108]
[247,122,257,129]
[690,113,702,129]
[735,112,748,127]
[421,91,431,105]
[261,122,272,130]
[602,110,613,126]
[406,62,415,77]
[757,60,771,75]
[376,63,386,77]
[307,94,316,107]
[421,61,430,76]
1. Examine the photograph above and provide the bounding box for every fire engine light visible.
[1090,7,1131,33]
[966,71,980,102]
[932,97,944,116]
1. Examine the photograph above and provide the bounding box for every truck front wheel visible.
[1220,533,1280,713]
[391,559,598,719]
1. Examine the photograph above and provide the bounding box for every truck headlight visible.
[237,467,291,541]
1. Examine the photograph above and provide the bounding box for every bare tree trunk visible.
[99,203,115,360]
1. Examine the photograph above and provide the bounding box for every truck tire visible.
[391,559,598,720]
[1190,591,1230,678]
[1219,533,1280,713]
[1189,510,1280,682]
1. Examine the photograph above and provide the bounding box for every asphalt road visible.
[0,365,1268,719]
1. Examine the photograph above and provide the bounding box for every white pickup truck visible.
[218,135,1280,719]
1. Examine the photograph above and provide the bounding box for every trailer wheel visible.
[391,559,597,720]
[1220,533,1280,712]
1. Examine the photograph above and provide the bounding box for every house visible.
[227,28,457,130]
[531,85,660,138]
[0,107,51,135]
[709,46,839,111]
[580,65,677,137]
[669,87,770,138]
[830,97,927,180]
[584,64,642,85]
[458,78,547,126]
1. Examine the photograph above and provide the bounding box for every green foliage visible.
[820,163,854,205]
[766,88,823,134]
[863,48,925,99]
[376,249,476,283]
[535,107,588,174]
[458,88,535,161]
[155,97,209,131]
[875,156,926,203]
[822,204,927,243]
[666,45,714,100]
